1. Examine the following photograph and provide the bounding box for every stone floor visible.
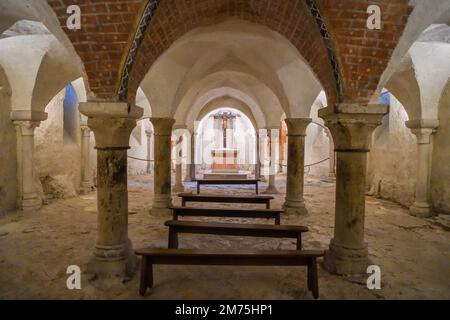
[0,174,449,300]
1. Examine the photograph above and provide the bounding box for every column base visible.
[283,199,308,215]
[21,193,42,212]
[409,202,434,218]
[264,186,279,194]
[151,194,172,216]
[80,181,93,194]
[87,240,137,278]
[173,184,185,193]
[323,239,369,275]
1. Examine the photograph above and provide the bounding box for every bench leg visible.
[266,201,270,209]
[139,257,153,296]
[256,182,259,195]
[168,227,179,249]
[296,233,302,250]
[275,214,281,225]
[307,258,319,299]
[181,199,186,207]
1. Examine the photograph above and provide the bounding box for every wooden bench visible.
[178,193,274,209]
[171,206,283,225]
[165,220,309,250]
[135,248,324,299]
[196,179,260,194]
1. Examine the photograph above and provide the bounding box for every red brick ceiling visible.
[48,0,412,107]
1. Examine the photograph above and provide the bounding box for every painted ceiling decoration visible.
[118,0,160,101]
[118,0,343,103]
[305,0,343,102]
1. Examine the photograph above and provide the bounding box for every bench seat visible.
[196,179,260,194]
[135,248,324,298]
[178,193,274,209]
[165,220,308,249]
[171,206,283,225]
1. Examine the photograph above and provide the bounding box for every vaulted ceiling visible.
[47,0,412,108]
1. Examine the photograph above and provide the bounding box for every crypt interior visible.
[0,0,449,299]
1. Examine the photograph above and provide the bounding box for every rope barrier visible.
[128,156,154,162]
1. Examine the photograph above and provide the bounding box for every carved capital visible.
[79,102,143,150]
[319,104,388,151]
[150,117,175,136]
[285,118,312,137]
[13,120,41,136]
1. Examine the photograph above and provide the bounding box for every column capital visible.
[10,110,48,122]
[150,117,175,136]
[13,120,41,136]
[79,102,143,149]
[285,118,312,136]
[406,119,439,144]
[319,104,388,151]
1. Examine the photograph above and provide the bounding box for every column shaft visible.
[80,125,92,193]
[184,132,195,182]
[264,128,279,194]
[283,118,311,215]
[13,121,42,211]
[145,130,153,174]
[173,134,185,193]
[406,120,439,217]
[151,118,175,215]
[326,129,336,177]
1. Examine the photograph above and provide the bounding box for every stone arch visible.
[139,19,321,120]
[31,38,84,113]
[376,1,450,103]
[170,71,284,129]
[194,96,259,132]
[178,87,269,132]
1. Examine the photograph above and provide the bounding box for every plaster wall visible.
[0,68,16,215]
[368,96,418,207]
[305,124,330,177]
[34,89,82,200]
[128,120,151,175]
[431,81,450,214]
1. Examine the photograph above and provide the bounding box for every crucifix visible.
[214,111,236,149]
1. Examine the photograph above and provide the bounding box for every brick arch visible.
[319,0,412,104]
[128,0,338,106]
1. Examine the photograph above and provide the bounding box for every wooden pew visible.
[165,220,309,250]
[178,193,274,209]
[171,206,283,225]
[135,248,324,299]
[196,179,260,194]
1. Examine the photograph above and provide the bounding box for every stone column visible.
[406,119,439,218]
[173,133,185,193]
[150,118,175,216]
[80,124,92,194]
[13,120,43,211]
[278,127,284,174]
[325,128,336,177]
[319,104,387,275]
[145,129,153,174]
[184,131,195,182]
[79,102,143,278]
[283,118,311,215]
[264,128,279,194]
[255,129,261,180]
